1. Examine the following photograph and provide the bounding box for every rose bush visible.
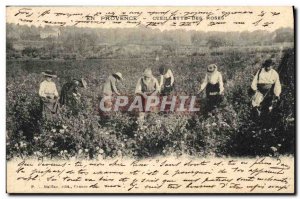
[6,48,295,159]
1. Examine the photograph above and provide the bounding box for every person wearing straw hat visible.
[60,78,87,112]
[39,70,59,114]
[101,72,123,110]
[251,59,281,116]
[199,64,224,112]
[135,68,160,128]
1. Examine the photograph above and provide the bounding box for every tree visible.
[207,35,226,49]
[273,28,294,43]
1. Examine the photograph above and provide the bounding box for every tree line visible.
[7,23,293,48]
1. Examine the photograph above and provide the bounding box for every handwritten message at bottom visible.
[7,156,294,193]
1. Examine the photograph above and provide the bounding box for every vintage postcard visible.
[6,6,295,194]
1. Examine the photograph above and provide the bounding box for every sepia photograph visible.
[5,6,295,194]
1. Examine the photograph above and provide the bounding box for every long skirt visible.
[206,83,222,111]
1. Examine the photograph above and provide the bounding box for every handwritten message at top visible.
[6,7,293,31]
[7,156,294,193]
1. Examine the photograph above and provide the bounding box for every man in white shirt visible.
[199,64,224,112]
[39,70,59,114]
[251,59,281,115]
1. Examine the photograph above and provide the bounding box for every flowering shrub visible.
[6,48,295,159]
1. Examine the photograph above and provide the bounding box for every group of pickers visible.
[38,58,281,123]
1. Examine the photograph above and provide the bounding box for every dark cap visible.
[262,59,274,68]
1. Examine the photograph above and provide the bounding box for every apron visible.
[40,97,59,114]
[206,83,220,96]
[161,77,174,95]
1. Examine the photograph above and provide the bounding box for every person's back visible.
[102,75,112,95]
[102,75,121,96]
[60,81,76,106]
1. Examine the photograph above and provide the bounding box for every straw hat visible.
[207,64,217,72]
[113,72,123,80]
[42,70,57,78]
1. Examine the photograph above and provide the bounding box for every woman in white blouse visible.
[199,64,224,111]
[39,70,59,114]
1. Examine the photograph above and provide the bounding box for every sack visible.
[251,91,264,107]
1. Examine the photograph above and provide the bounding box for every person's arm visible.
[150,78,160,96]
[251,71,259,92]
[38,82,46,98]
[168,69,175,86]
[111,78,121,95]
[135,78,144,96]
[159,75,164,88]
[199,74,208,93]
[273,72,281,97]
[218,73,224,94]
[53,83,59,98]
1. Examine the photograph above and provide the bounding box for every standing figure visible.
[159,66,175,95]
[101,72,123,110]
[135,68,160,128]
[251,59,281,117]
[199,64,224,112]
[39,70,59,115]
[60,78,87,113]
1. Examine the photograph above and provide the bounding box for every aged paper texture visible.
[6,6,295,194]
[7,157,294,193]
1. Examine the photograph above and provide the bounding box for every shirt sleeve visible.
[159,75,164,88]
[154,78,160,92]
[273,71,282,97]
[200,74,208,91]
[168,69,175,85]
[111,78,120,95]
[218,73,224,93]
[38,82,46,97]
[251,71,259,91]
[135,78,142,94]
[53,83,59,97]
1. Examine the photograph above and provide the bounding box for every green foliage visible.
[6,47,295,160]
